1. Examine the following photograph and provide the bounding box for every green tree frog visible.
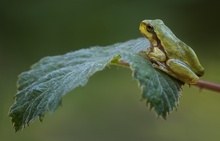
[139,19,204,84]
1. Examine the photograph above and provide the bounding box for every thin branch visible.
[117,59,220,93]
[193,80,220,92]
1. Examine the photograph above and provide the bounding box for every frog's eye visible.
[146,24,154,33]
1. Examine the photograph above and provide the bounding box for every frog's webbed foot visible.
[141,47,151,56]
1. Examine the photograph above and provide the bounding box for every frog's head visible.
[139,19,164,47]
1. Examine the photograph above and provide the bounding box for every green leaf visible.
[9,38,183,132]
[121,53,183,118]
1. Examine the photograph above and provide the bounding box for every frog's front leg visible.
[143,47,166,62]
[166,59,199,84]
[142,47,170,75]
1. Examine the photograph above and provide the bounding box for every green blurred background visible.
[1,0,220,140]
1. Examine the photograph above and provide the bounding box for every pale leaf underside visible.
[9,38,183,131]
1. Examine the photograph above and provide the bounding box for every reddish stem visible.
[193,80,220,92]
[118,59,220,93]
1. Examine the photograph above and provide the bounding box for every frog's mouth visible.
[139,23,150,38]
[139,22,160,47]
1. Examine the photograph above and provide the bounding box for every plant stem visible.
[117,59,220,93]
[193,80,220,92]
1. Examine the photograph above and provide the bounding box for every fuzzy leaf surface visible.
[9,38,183,131]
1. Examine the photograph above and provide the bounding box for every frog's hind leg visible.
[166,59,199,84]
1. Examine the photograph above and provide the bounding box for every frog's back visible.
[176,41,204,76]
[162,38,204,76]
